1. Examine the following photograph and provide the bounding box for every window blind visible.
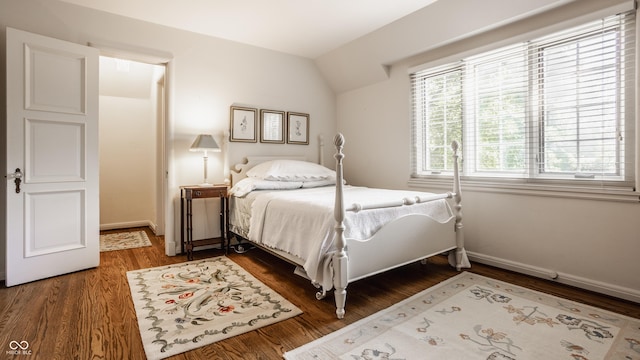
[411,11,636,189]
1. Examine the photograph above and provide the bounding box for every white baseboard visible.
[467,251,640,304]
[100,220,157,233]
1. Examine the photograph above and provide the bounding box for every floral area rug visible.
[100,230,152,252]
[285,272,640,360]
[127,257,302,359]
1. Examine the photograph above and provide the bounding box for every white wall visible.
[100,95,157,228]
[0,0,336,268]
[99,56,160,231]
[335,0,640,301]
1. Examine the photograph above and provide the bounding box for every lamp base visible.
[198,183,214,187]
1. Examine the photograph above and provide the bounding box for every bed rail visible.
[346,192,454,213]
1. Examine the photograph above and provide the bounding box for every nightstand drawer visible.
[183,186,227,199]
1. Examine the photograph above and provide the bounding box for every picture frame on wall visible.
[260,109,285,144]
[286,112,309,145]
[229,106,257,142]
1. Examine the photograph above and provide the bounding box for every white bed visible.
[228,133,469,319]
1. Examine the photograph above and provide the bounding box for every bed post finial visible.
[334,133,345,148]
[451,140,459,154]
[333,132,348,319]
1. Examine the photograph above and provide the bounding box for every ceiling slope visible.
[56,0,438,59]
[315,0,579,93]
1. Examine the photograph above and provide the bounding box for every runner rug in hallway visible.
[285,272,640,360]
[100,230,152,252]
[127,257,302,360]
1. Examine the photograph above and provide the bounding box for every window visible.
[411,12,636,191]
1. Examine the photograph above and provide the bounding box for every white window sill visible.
[408,177,640,203]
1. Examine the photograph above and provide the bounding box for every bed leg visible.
[454,221,465,271]
[334,252,348,319]
[335,291,346,319]
[455,250,463,272]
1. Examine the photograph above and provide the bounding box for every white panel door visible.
[5,28,99,286]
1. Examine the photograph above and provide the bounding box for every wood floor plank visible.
[0,226,638,359]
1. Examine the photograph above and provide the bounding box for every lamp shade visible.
[190,134,220,152]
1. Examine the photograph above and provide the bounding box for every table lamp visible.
[190,134,221,186]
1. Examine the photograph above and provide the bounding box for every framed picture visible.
[229,106,257,142]
[260,109,285,144]
[286,112,309,145]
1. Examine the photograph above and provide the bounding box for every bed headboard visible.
[229,135,328,185]
[230,155,307,185]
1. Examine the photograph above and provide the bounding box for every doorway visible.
[98,56,166,235]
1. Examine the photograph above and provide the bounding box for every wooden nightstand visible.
[180,185,229,260]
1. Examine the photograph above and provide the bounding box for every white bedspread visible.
[243,186,454,290]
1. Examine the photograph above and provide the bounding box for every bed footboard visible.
[330,134,466,319]
[346,214,457,282]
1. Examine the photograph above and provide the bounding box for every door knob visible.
[7,168,23,193]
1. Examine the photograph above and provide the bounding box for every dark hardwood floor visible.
[1,227,638,359]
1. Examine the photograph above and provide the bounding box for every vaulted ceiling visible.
[57,0,438,59]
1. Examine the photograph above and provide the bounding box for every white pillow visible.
[246,160,335,181]
[301,178,336,188]
[230,178,304,197]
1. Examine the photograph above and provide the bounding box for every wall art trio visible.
[229,105,309,145]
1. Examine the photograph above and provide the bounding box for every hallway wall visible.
[99,57,163,231]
